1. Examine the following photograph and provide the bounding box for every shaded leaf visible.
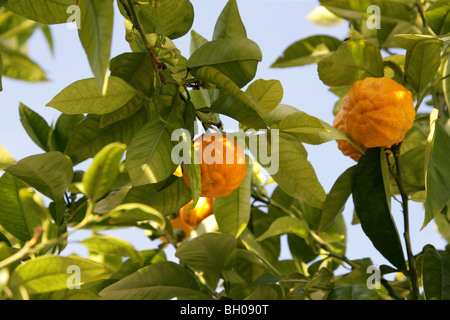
[176,233,236,278]
[257,216,310,241]
[19,103,50,152]
[65,108,147,163]
[352,148,406,270]
[404,39,441,94]
[78,0,114,90]
[422,245,450,300]
[99,261,207,300]
[319,166,355,233]
[187,38,262,88]
[271,35,342,68]
[318,39,384,87]
[327,284,378,300]
[0,172,40,241]
[424,122,450,228]
[5,152,73,201]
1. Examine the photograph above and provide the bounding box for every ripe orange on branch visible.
[179,197,214,229]
[333,77,415,161]
[183,132,246,198]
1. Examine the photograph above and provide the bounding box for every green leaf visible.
[259,132,326,209]
[319,166,355,233]
[444,57,450,110]
[271,35,342,68]
[124,176,192,216]
[0,172,41,241]
[245,79,283,116]
[424,122,450,228]
[318,39,384,87]
[82,142,126,202]
[0,45,46,82]
[209,94,268,130]
[0,144,15,170]
[190,30,208,55]
[404,39,441,94]
[101,203,165,228]
[51,113,84,153]
[5,0,76,24]
[192,66,262,117]
[182,142,202,208]
[65,108,147,163]
[125,118,178,186]
[425,0,450,35]
[352,148,406,270]
[10,255,108,294]
[267,104,357,146]
[327,284,378,300]
[319,0,417,24]
[175,233,236,278]
[78,0,114,90]
[257,216,310,242]
[0,51,3,91]
[278,111,328,134]
[5,152,73,201]
[81,233,143,264]
[19,103,50,151]
[187,38,262,88]
[99,261,207,300]
[137,0,187,38]
[101,52,154,127]
[239,228,281,276]
[422,245,450,300]
[213,0,247,40]
[213,159,252,238]
[46,76,138,115]
[169,0,194,39]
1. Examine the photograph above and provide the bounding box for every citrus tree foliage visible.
[0,0,449,300]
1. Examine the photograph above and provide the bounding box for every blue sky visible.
[0,0,446,271]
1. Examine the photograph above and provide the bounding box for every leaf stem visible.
[0,226,43,270]
[391,143,420,300]
[0,200,96,270]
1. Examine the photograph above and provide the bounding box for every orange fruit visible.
[183,132,246,198]
[179,197,214,229]
[333,108,366,162]
[341,77,415,148]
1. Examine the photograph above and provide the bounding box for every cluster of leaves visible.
[0,0,449,300]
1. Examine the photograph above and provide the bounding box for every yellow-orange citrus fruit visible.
[333,108,367,162]
[173,165,183,177]
[179,197,213,229]
[183,132,246,198]
[341,77,415,148]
